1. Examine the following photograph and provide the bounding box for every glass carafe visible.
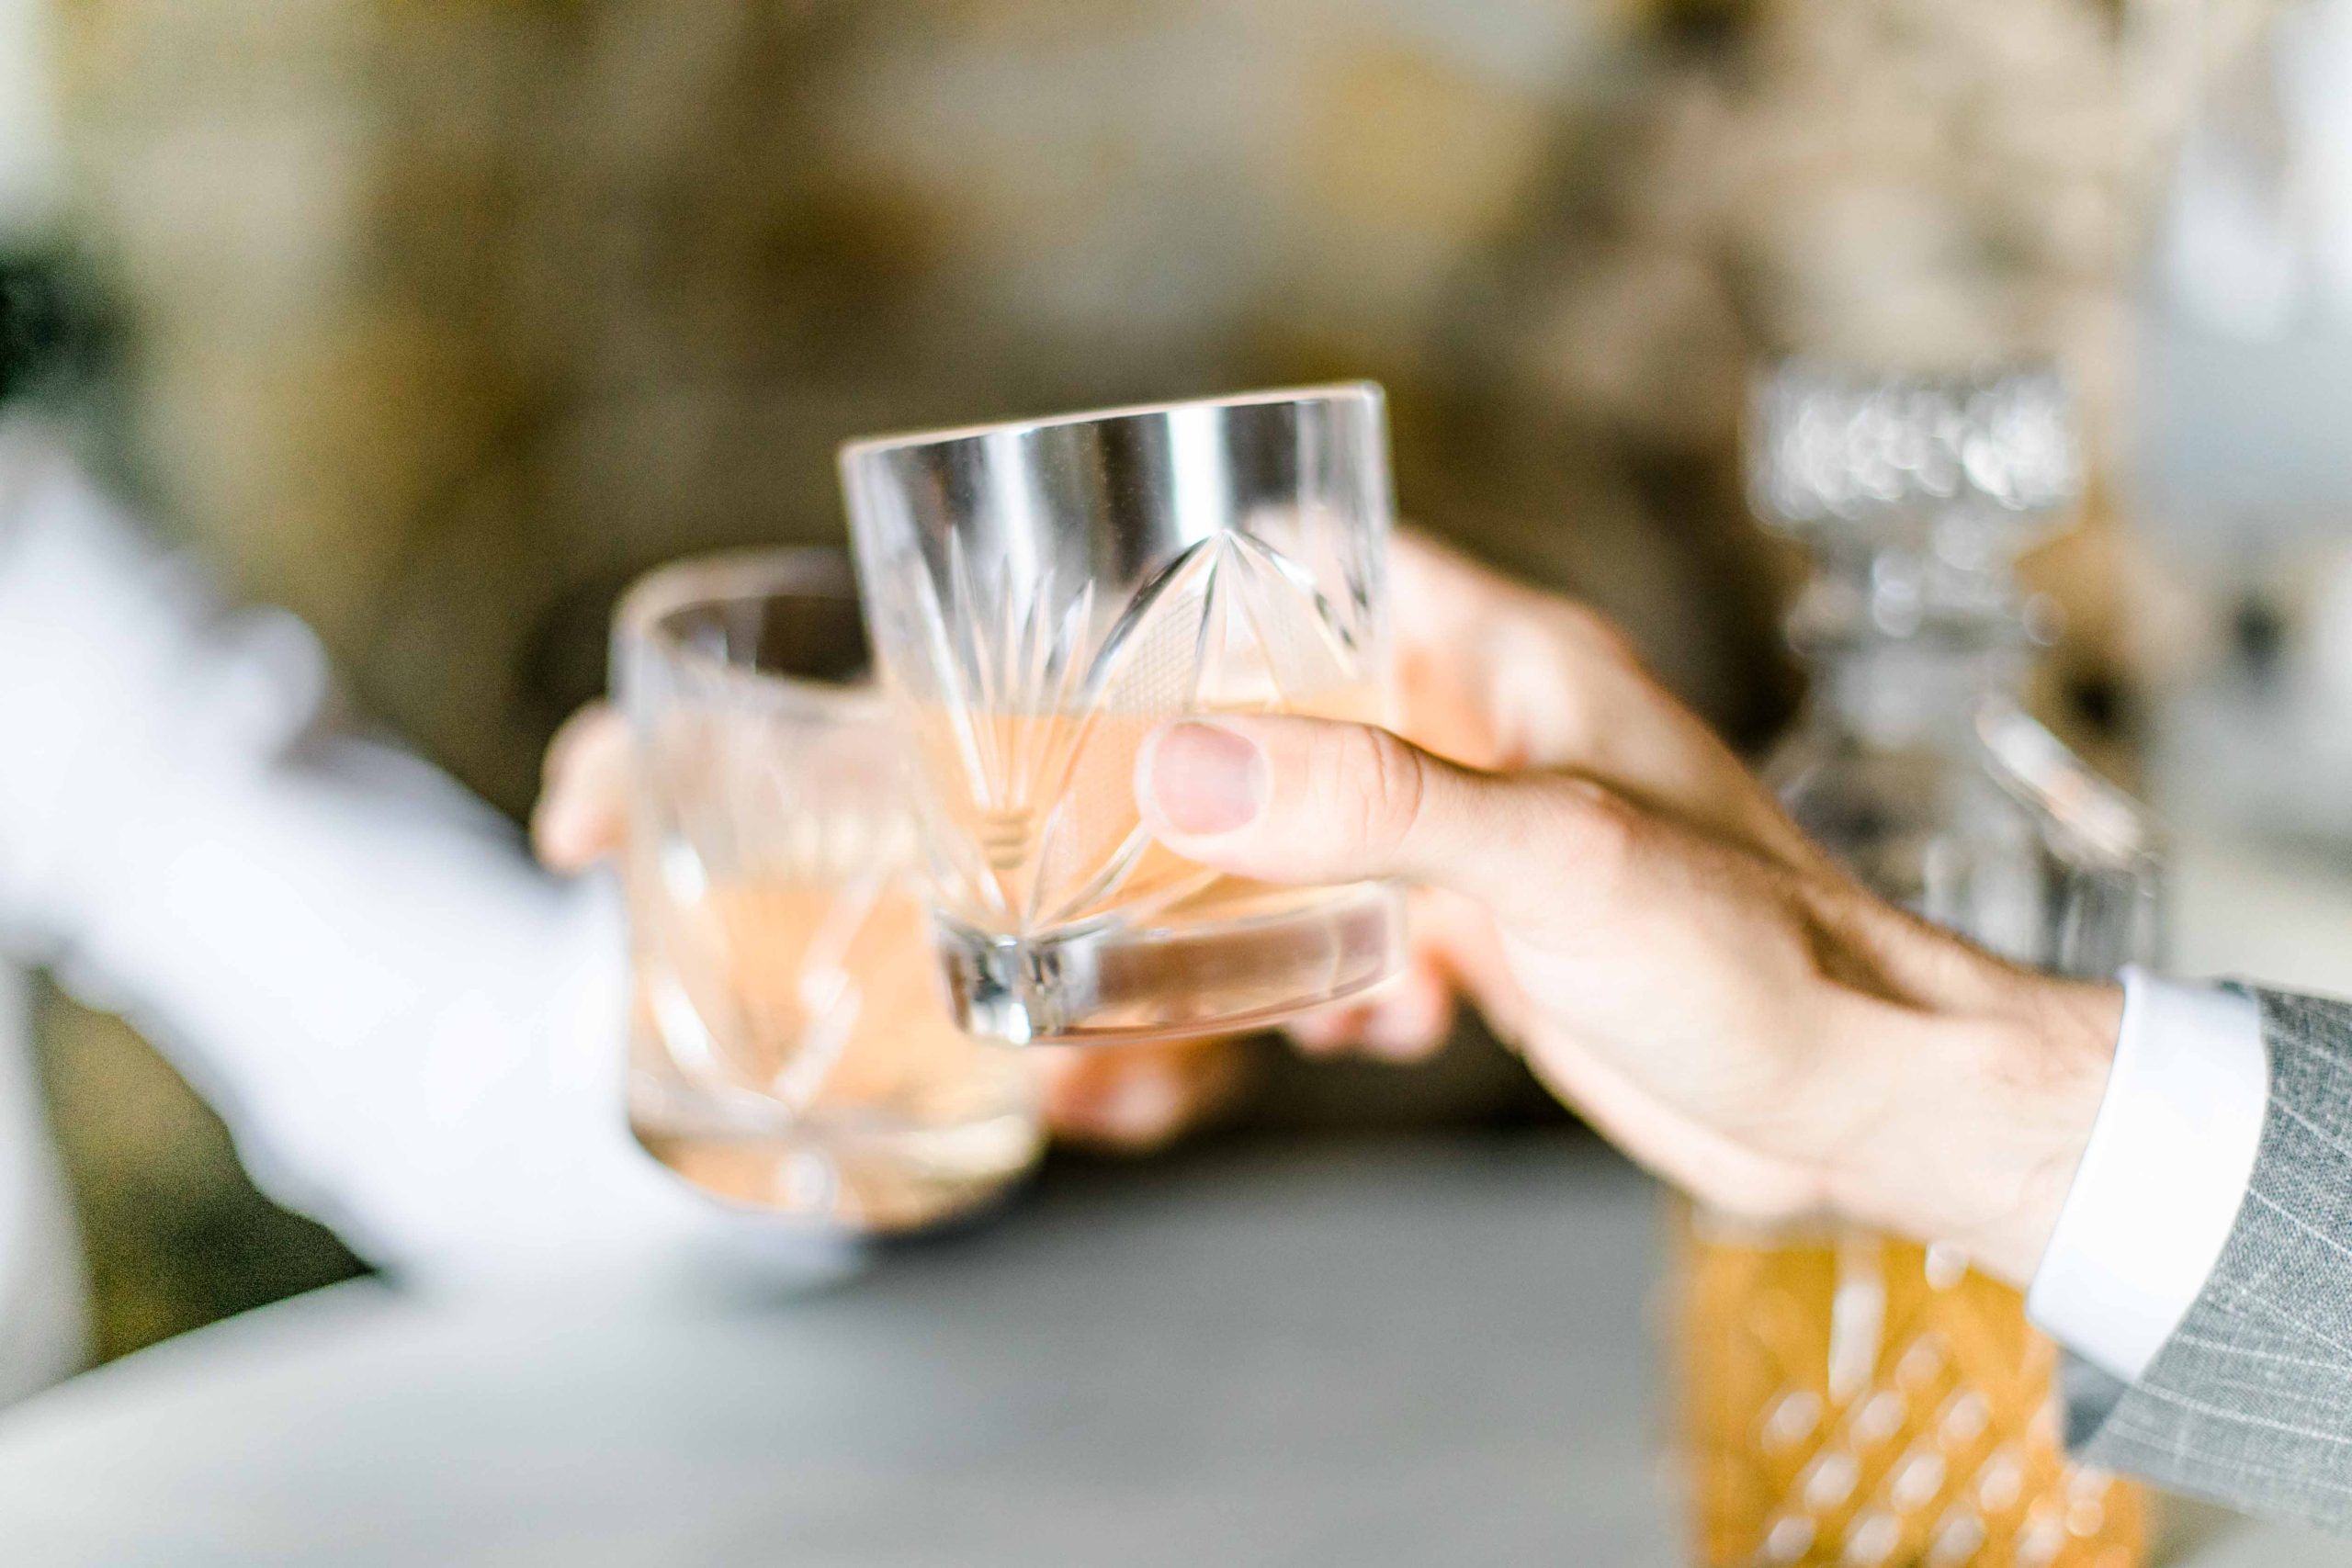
[1679,365,2162,1566]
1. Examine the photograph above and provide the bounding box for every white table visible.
[0,1139,1680,1567]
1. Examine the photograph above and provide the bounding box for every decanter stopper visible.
[1748,361,2083,561]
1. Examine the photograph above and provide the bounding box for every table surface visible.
[0,1139,1679,1568]
[0,1135,2340,1567]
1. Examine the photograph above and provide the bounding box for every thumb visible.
[533,703,632,872]
[1133,715,1623,921]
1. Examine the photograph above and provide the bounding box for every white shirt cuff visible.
[2026,967,2267,1382]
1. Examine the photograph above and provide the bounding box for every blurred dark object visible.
[2231,592,2289,685]
[30,982,363,1365]
[0,248,106,408]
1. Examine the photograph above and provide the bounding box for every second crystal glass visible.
[840,384,1407,1045]
[615,549,1041,1228]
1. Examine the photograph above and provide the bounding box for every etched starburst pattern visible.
[877,526,1375,933]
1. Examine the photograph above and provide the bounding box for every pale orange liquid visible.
[1679,1208,2143,1567]
[908,683,1385,933]
[629,880,1038,1231]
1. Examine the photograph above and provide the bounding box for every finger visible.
[1394,535,1814,870]
[1283,953,1454,1059]
[1284,1002,1372,1055]
[1036,1037,1246,1152]
[1045,1053,1214,1150]
[533,704,632,871]
[1035,1045,1179,1145]
[1353,960,1456,1061]
[1388,526,1535,653]
[1134,714,1623,926]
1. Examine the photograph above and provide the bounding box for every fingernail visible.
[1142,721,1267,836]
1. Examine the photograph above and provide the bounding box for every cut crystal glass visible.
[841,386,1407,1045]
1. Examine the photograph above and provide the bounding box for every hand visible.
[532,705,1250,1152]
[1133,566,2122,1287]
[1292,529,1822,1057]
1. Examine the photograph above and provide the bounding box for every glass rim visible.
[613,546,883,720]
[835,379,1384,464]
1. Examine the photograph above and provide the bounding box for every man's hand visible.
[1134,538,2123,1288]
[1294,530,1824,1056]
[533,705,1250,1152]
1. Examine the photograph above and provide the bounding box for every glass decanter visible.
[1678,364,2162,1567]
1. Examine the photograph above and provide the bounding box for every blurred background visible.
[0,0,2322,1363]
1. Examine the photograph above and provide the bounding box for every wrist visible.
[1820,945,2121,1289]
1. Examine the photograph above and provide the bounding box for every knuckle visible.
[1553,779,1642,878]
[1557,603,1641,668]
[1319,724,1427,854]
[1494,622,1599,765]
[1537,603,1648,695]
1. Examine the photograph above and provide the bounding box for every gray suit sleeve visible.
[2066,987,2352,1529]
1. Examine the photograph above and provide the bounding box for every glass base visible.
[934,879,1408,1046]
[628,1038,1041,1235]
[631,1119,1036,1235]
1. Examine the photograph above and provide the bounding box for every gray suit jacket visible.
[2070,987,2352,1529]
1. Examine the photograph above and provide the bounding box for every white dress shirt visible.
[2027,967,2271,1382]
[0,420,837,1401]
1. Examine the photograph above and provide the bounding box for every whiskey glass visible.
[614,548,1042,1230]
[840,384,1408,1045]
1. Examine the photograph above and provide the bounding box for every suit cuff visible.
[2026,967,2267,1382]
